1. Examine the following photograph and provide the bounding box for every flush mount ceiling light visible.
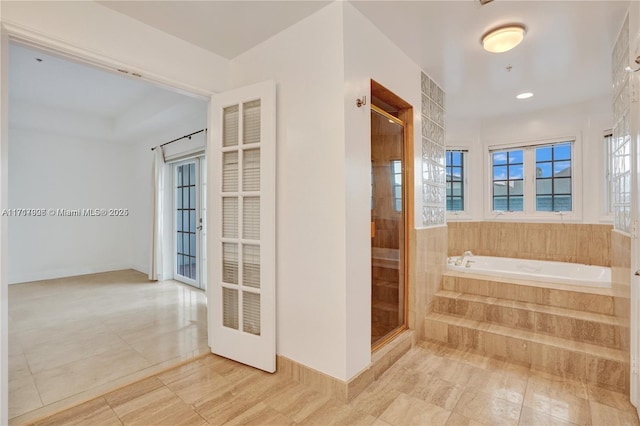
[481,24,526,53]
[516,92,533,99]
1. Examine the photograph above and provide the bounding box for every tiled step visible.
[442,272,615,315]
[424,312,629,392]
[433,290,628,350]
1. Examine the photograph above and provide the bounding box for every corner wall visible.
[343,2,427,379]
[230,2,349,380]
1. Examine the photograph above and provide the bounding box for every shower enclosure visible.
[371,103,406,348]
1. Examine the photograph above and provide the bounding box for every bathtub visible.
[446,255,611,288]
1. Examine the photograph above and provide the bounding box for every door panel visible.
[208,81,276,372]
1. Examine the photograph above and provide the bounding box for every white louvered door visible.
[208,81,276,372]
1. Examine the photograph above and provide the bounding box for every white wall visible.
[342,2,425,378]
[231,2,350,380]
[230,2,429,381]
[447,95,612,223]
[7,126,133,284]
[0,1,230,94]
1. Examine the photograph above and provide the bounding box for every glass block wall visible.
[612,14,631,233]
[421,71,446,227]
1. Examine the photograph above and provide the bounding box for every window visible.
[492,150,524,211]
[489,140,576,217]
[446,150,466,211]
[176,161,197,282]
[535,143,572,211]
[391,160,402,212]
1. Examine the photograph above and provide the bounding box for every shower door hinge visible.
[632,356,638,374]
[632,220,639,239]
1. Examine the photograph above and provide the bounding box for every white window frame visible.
[484,135,582,222]
[603,130,615,221]
[446,147,471,220]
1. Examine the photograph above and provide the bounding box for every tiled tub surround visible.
[611,230,630,352]
[448,222,612,267]
[409,226,447,341]
[425,272,629,393]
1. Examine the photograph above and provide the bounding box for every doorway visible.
[370,81,413,350]
[5,39,210,421]
[174,157,206,290]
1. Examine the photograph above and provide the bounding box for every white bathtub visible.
[446,255,611,288]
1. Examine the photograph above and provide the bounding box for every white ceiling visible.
[98,0,332,59]
[350,1,629,119]
[98,0,629,120]
[9,42,207,142]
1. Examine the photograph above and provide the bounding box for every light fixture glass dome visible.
[482,25,526,53]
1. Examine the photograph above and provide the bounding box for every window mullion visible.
[524,148,536,213]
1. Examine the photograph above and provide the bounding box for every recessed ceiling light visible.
[516,92,533,99]
[481,24,526,53]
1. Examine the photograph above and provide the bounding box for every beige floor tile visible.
[30,397,122,426]
[109,383,206,426]
[9,353,31,379]
[413,373,464,410]
[104,377,165,408]
[348,381,401,417]
[264,381,332,423]
[128,326,207,365]
[298,398,377,426]
[9,374,43,419]
[454,390,521,426]
[466,369,527,404]
[523,378,591,424]
[163,362,234,407]
[9,271,208,420]
[588,385,637,412]
[34,346,152,405]
[379,393,451,426]
[224,401,295,426]
[16,332,640,426]
[518,406,579,426]
[444,411,484,426]
[194,390,259,425]
[24,330,130,374]
[590,400,640,426]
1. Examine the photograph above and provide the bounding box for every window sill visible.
[446,213,473,221]
[483,212,582,223]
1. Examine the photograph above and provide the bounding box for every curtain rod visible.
[151,128,207,151]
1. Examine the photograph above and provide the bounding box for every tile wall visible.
[447,222,613,267]
[409,226,447,341]
[611,230,630,351]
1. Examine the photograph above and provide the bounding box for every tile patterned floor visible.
[8,270,208,421]
[28,341,640,426]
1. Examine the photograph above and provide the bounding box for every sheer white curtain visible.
[149,147,165,281]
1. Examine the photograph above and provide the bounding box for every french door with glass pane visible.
[175,158,204,289]
[209,80,276,372]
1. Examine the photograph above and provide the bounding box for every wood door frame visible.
[370,79,414,352]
